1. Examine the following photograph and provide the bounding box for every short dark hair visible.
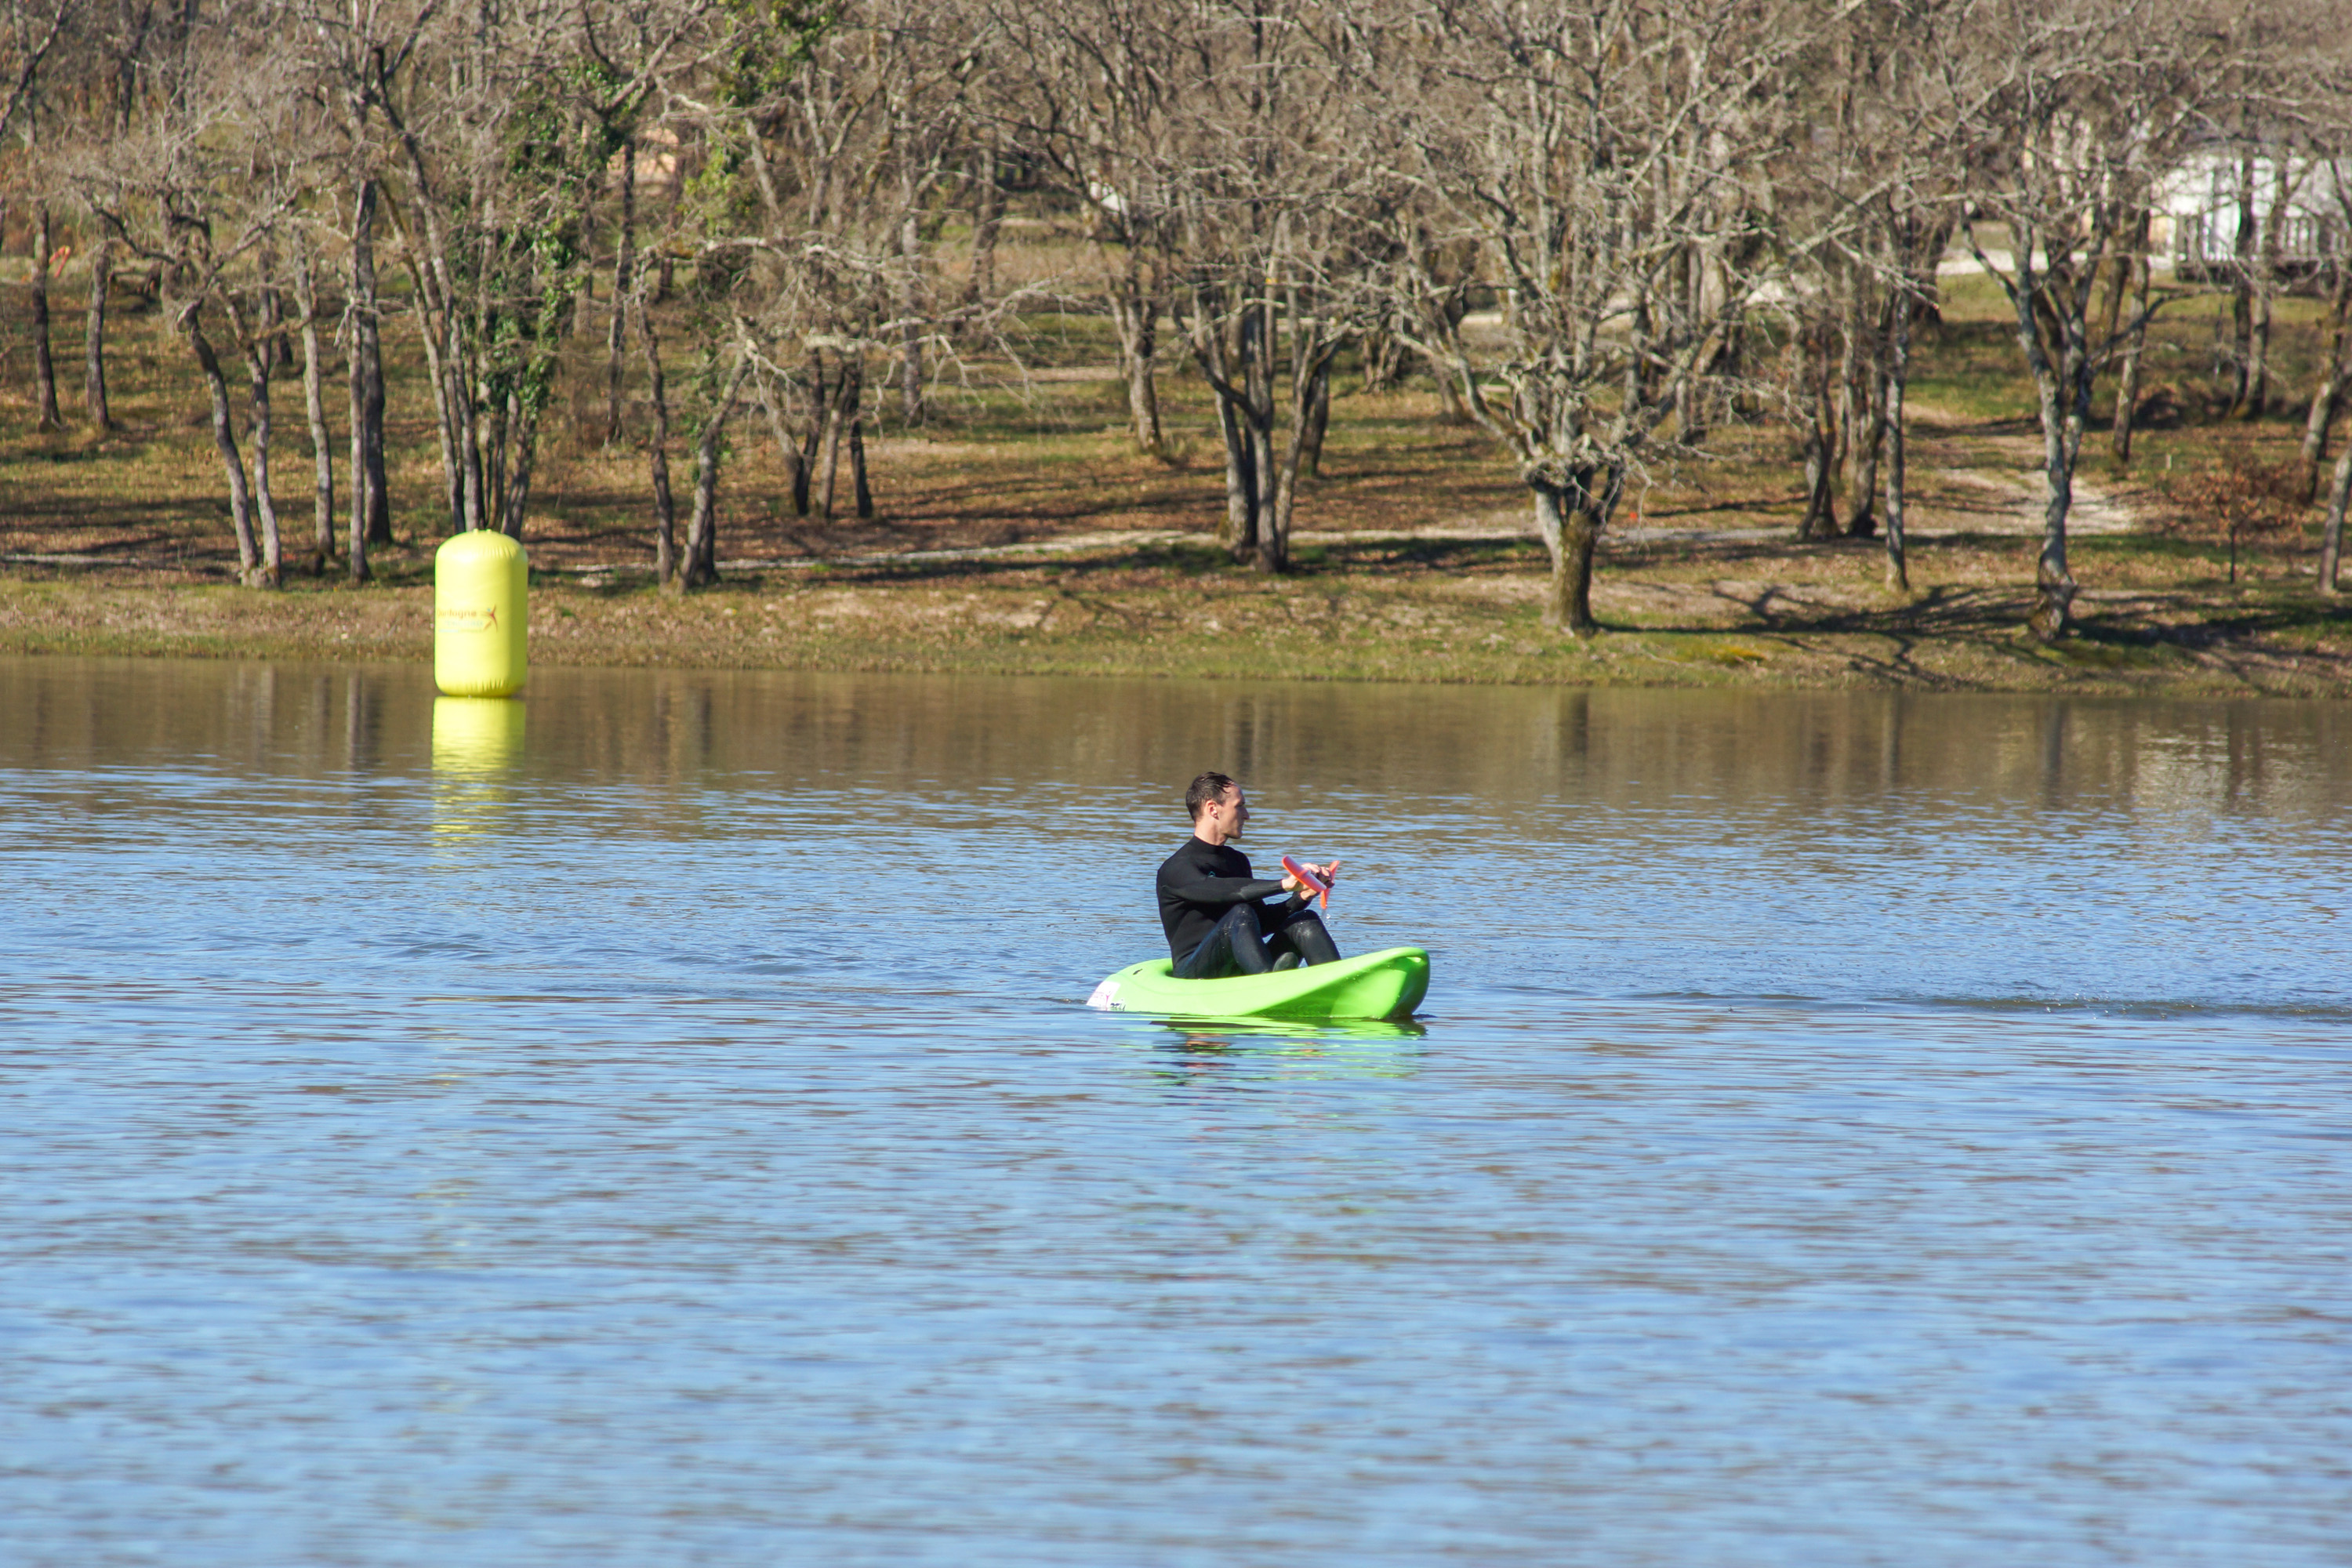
[1185,771,1236,820]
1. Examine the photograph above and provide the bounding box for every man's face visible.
[1204,784,1249,840]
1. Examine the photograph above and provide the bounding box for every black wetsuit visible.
[1156,837,1341,979]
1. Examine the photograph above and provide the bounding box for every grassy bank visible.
[7,528,2348,695]
[4,265,2351,695]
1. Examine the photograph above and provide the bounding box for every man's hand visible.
[1281,859,1340,895]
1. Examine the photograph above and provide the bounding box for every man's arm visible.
[1158,856,1298,911]
[1162,873,1295,907]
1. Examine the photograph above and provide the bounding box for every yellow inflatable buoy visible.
[434,530,528,697]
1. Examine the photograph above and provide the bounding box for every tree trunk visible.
[1798,426,1835,539]
[1246,412,1276,574]
[2320,440,2350,594]
[1187,287,1264,557]
[961,143,1003,325]
[30,205,62,431]
[478,392,507,534]
[898,209,923,426]
[83,236,113,431]
[1987,220,2085,643]
[2093,253,2124,351]
[604,140,634,445]
[757,372,805,521]
[294,245,334,564]
[347,302,372,582]
[844,361,866,510]
[360,394,391,552]
[2297,262,2350,501]
[2227,151,2256,416]
[1835,296,1866,521]
[1265,358,1329,575]
[349,178,390,568]
[1533,481,1601,636]
[458,357,489,533]
[2240,162,2291,420]
[674,355,748,593]
[794,352,825,515]
[1217,395,1255,554]
[1298,364,1332,479]
[500,394,539,539]
[1846,347,1886,539]
[637,292,677,582]
[2245,273,2273,420]
[2027,369,2078,643]
[1243,299,1276,559]
[1359,326,1403,394]
[815,361,851,524]
[1432,358,1472,424]
[1882,287,1912,592]
[1108,266,1163,456]
[242,338,285,589]
[2112,224,2153,465]
[183,303,261,585]
[402,250,463,534]
[267,286,293,374]
[1126,343,1163,458]
[850,416,873,519]
[1797,322,1840,540]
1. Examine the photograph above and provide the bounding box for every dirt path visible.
[1911,417,2140,538]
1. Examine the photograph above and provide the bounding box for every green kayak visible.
[1087,946,1430,1022]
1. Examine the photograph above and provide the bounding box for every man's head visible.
[1186,771,1248,844]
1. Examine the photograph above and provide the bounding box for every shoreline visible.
[7,535,2350,698]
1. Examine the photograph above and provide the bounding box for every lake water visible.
[2,656,2347,1566]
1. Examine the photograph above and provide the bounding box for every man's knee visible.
[1282,910,1341,964]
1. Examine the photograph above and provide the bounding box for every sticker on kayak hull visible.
[1086,980,1121,1011]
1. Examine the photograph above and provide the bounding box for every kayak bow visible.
[1087,946,1429,1022]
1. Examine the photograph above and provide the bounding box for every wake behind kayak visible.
[1087,946,1430,1022]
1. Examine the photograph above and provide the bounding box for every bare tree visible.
[67,5,306,586]
[685,0,982,552]
[2292,151,2351,499]
[996,0,1181,459]
[71,0,156,437]
[631,171,754,590]
[2108,205,2154,464]
[314,0,706,549]
[1948,0,2216,642]
[1791,0,1969,590]
[4,0,74,434]
[284,0,429,574]
[2320,47,2352,587]
[81,223,114,429]
[0,0,67,142]
[633,267,680,581]
[1377,0,1817,633]
[347,175,388,572]
[1166,2,1386,572]
[604,136,635,445]
[27,199,63,429]
[290,230,335,565]
[2322,432,2352,593]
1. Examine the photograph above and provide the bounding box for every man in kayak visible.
[1156,771,1341,979]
